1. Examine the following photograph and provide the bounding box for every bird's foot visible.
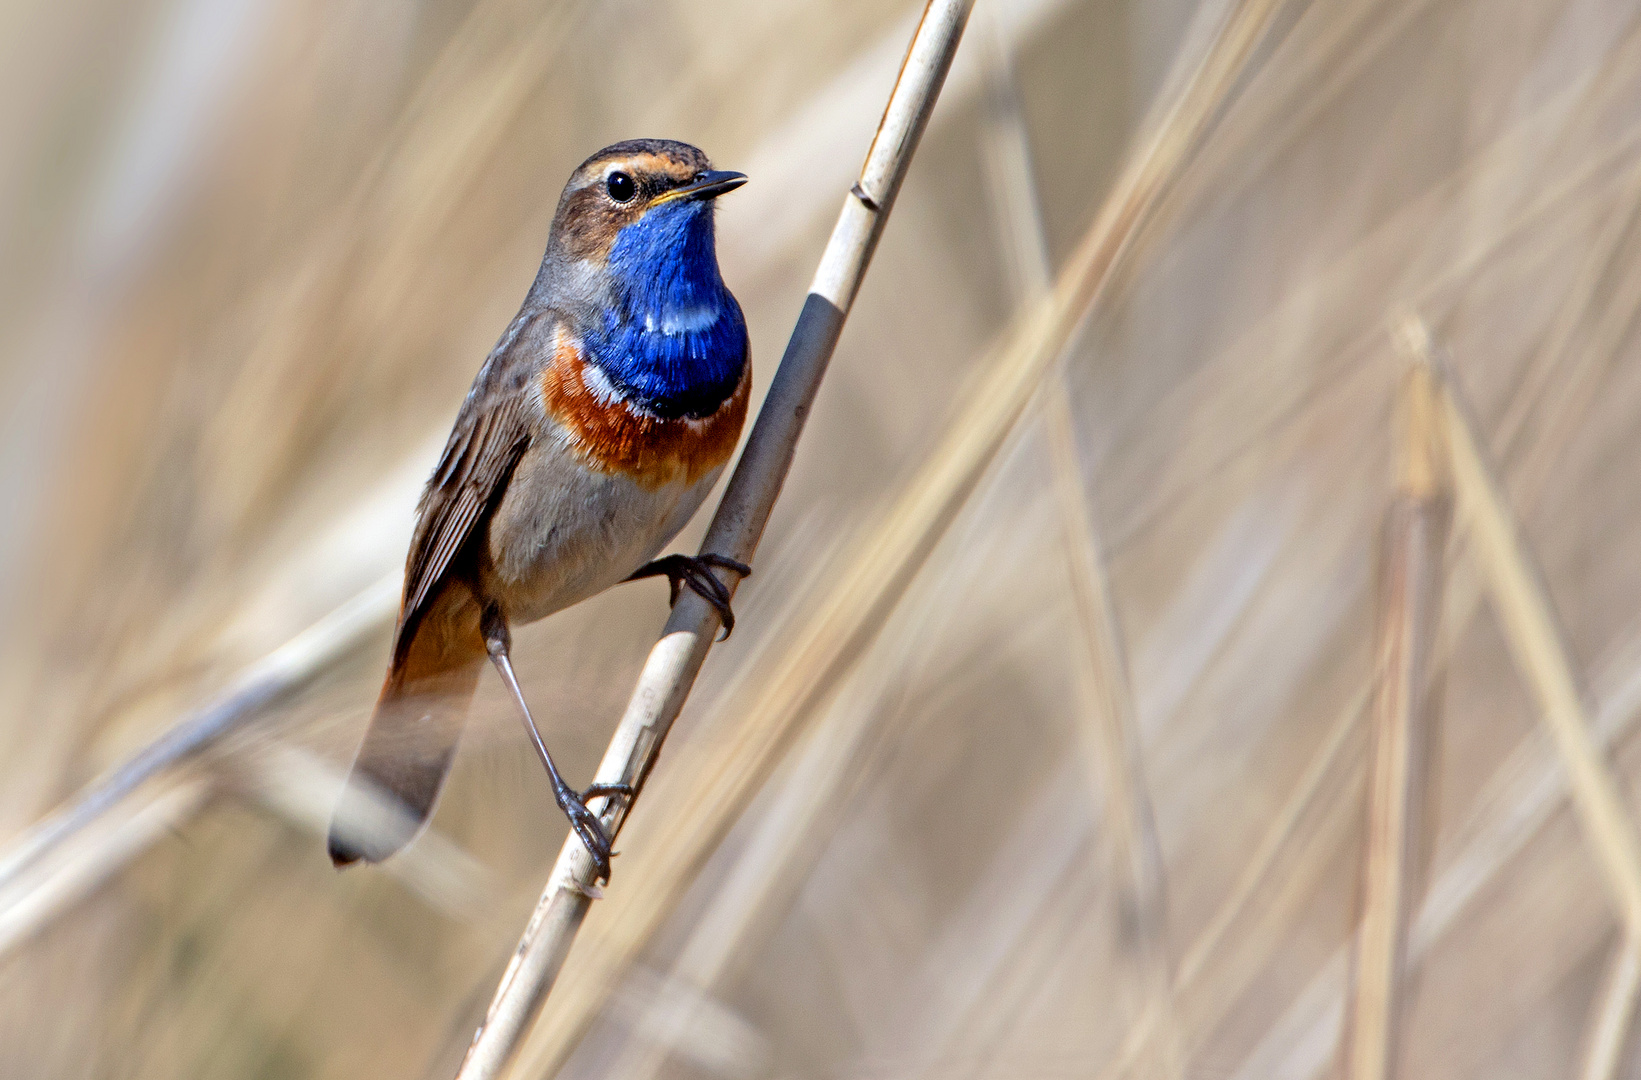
[553,780,615,883]
[626,554,751,640]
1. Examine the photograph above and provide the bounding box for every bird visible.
[326,139,750,881]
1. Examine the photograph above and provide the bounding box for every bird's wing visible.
[398,311,544,636]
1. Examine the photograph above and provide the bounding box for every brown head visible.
[548,139,747,263]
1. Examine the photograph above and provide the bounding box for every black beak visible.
[675,170,748,201]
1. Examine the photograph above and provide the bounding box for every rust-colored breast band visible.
[541,328,748,490]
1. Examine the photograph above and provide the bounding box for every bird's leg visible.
[481,605,617,882]
[625,554,752,639]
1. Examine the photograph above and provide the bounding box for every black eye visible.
[606,171,637,202]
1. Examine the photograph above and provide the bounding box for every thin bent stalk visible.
[1582,936,1641,1080]
[1422,319,1641,1079]
[979,29,1183,1078]
[452,5,979,1078]
[1424,320,1641,933]
[0,575,398,905]
[1229,320,1641,1080]
[1342,356,1451,1080]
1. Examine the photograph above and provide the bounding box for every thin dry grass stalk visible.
[1415,316,1641,1079]
[1127,256,1641,1078]
[1231,317,1641,1080]
[1228,634,1641,1080]
[979,28,1182,1077]
[1582,936,1641,1080]
[1342,357,1451,1080]
[1048,388,1185,1080]
[1425,317,1641,933]
[0,576,398,907]
[452,5,979,1078]
[505,2,1298,1075]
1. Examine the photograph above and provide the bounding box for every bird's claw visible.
[580,781,634,804]
[626,554,751,640]
[554,782,614,883]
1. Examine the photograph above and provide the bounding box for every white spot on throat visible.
[578,357,714,425]
[580,359,622,406]
[643,303,720,335]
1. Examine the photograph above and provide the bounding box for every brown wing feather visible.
[328,312,548,867]
[398,312,544,639]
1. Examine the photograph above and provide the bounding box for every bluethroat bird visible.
[327,140,750,880]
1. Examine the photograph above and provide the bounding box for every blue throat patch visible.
[587,201,747,420]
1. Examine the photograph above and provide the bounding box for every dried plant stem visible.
[1422,319,1641,932]
[0,774,213,955]
[1134,270,1641,1078]
[1047,388,1184,1080]
[1233,321,1641,1080]
[451,5,978,1078]
[1582,935,1641,1080]
[978,28,1182,1077]
[1413,317,1641,1077]
[0,575,398,902]
[1342,359,1451,1080]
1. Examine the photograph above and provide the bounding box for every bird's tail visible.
[328,579,486,866]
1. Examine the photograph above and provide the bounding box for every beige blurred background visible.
[3,0,1641,1077]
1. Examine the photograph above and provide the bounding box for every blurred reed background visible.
[3,0,1641,1077]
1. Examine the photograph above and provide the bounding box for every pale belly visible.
[480,433,723,625]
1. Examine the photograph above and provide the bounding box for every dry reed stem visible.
[453,6,979,1078]
[0,775,212,956]
[978,28,1183,1078]
[1420,315,1641,933]
[1047,389,1185,1080]
[1228,319,1641,1080]
[1342,360,1451,1080]
[1416,316,1641,1078]
[1233,634,1641,1080]
[502,2,1295,1074]
[1120,250,1641,1075]
[0,575,398,906]
[1581,935,1641,1080]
